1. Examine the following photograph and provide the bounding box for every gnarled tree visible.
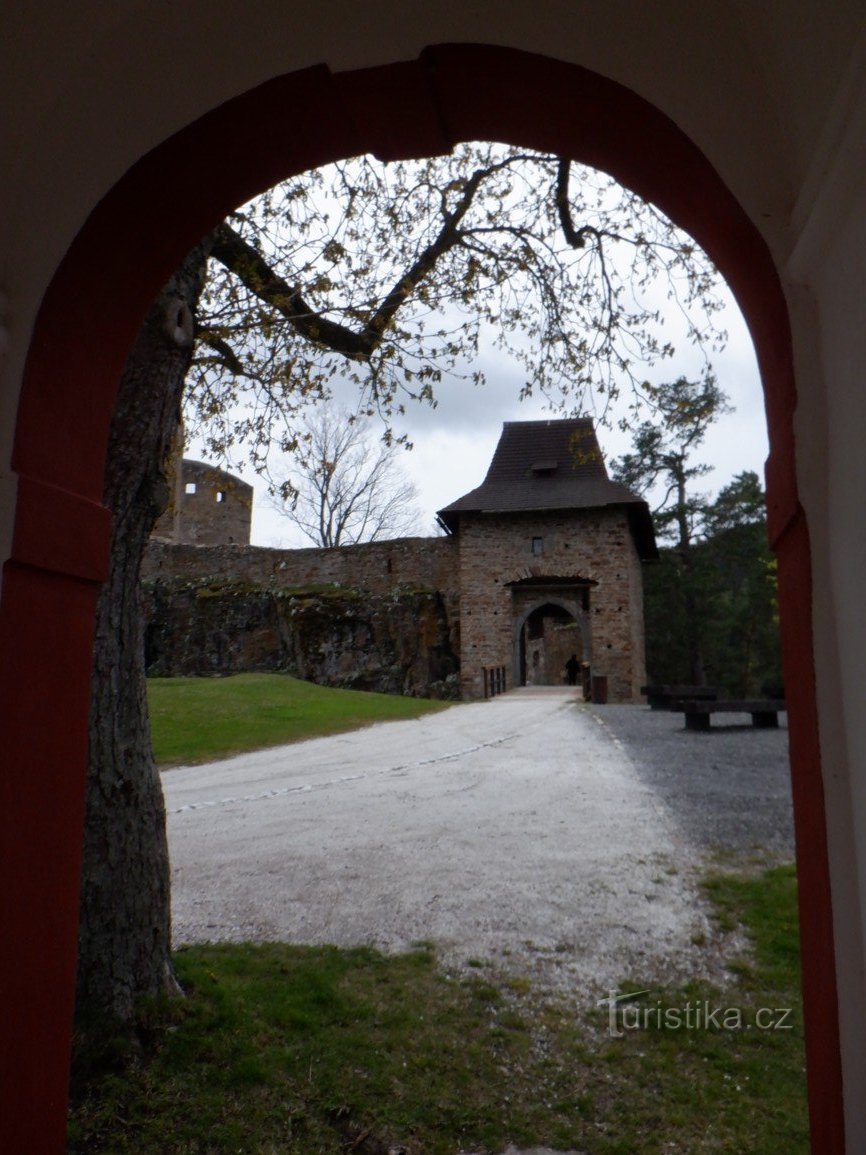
[79,242,210,1021]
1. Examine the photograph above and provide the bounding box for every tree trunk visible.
[672,466,706,686]
[76,242,209,1022]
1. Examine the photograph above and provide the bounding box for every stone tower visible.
[152,459,253,547]
[437,418,656,702]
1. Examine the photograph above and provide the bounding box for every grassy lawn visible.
[68,864,807,1153]
[148,673,451,767]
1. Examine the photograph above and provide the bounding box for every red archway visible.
[0,44,840,1150]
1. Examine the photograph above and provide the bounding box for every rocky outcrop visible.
[143,579,460,698]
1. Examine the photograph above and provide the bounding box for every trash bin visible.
[591,674,608,704]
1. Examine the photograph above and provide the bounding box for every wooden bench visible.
[641,684,720,710]
[678,699,787,731]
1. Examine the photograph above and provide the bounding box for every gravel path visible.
[164,691,794,997]
[589,703,794,859]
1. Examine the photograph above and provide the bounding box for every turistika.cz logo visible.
[600,989,795,1038]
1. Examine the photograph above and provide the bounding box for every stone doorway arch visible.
[514,597,590,688]
[0,45,838,1149]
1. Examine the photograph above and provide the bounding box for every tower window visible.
[185,482,196,495]
[216,491,226,503]
[531,536,544,556]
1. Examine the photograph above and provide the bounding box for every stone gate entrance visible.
[511,582,592,689]
[438,418,656,702]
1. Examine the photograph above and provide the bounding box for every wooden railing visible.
[483,666,507,699]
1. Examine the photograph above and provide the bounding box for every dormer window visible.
[531,459,558,476]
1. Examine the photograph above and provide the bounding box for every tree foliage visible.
[699,472,781,695]
[269,408,421,547]
[611,374,732,550]
[639,470,781,696]
[612,384,782,697]
[185,144,726,485]
[612,375,732,684]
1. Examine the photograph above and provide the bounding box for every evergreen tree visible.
[701,471,781,695]
[612,375,730,684]
[639,469,781,694]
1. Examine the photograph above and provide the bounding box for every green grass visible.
[68,864,807,1153]
[147,673,451,767]
[585,863,807,1153]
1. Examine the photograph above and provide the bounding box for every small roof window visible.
[531,459,558,474]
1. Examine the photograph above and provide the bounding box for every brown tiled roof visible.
[437,418,657,558]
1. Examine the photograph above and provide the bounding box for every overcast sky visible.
[207,279,766,549]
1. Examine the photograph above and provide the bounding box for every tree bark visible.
[76,242,209,1022]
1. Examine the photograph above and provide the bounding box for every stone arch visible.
[0,45,838,1148]
[513,596,591,687]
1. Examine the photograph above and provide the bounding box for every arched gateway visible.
[514,595,591,689]
[0,41,844,1151]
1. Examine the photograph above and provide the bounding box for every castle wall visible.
[142,535,462,698]
[143,535,459,598]
[626,517,649,699]
[144,514,646,703]
[143,581,460,698]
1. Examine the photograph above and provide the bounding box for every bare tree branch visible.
[270,408,421,547]
[210,222,370,358]
[187,144,727,478]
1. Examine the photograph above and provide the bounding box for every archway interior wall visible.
[0,44,844,1151]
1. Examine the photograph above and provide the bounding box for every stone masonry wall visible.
[142,536,461,698]
[143,535,458,598]
[152,460,253,546]
[457,509,646,701]
[626,520,649,700]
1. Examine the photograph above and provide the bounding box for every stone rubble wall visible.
[142,537,461,698]
[143,580,460,699]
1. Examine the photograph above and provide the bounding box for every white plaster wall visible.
[795,195,866,1150]
[779,30,866,1146]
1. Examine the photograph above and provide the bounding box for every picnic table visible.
[677,699,787,731]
